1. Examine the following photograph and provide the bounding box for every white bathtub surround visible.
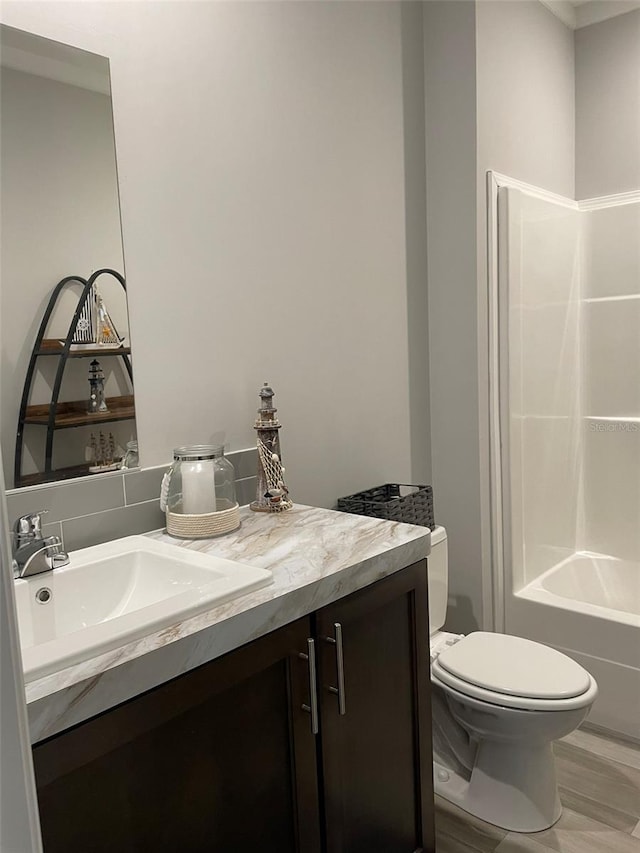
[22,505,429,743]
[526,553,640,618]
[489,174,640,739]
[512,554,640,740]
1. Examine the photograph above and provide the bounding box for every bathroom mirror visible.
[0,25,137,489]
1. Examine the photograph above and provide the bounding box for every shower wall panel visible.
[498,182,640,737]
[581,201,640,563]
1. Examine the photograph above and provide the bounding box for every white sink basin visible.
[14,535,273,682]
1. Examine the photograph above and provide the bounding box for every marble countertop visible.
[25,504,430,743]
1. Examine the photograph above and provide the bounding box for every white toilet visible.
[428,525,598,833]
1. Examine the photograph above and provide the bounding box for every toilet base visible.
[433,739,562,833]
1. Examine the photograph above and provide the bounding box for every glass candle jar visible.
[162,445,239,538]
[121,440,139,469]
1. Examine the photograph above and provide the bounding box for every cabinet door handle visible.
[326,622,346,715]
[299,638,319,735]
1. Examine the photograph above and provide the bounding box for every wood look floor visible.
[435,727,640,853]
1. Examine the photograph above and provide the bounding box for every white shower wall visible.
[504,188,639,589]
[581,202,640,564]
[498,184,640,737]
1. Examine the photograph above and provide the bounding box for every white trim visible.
[586,416,640,423]
[578,190,640,210]
[489,172,578,210]
[486,172,505,633]
[584,294,640,303]
[489,172,640,212]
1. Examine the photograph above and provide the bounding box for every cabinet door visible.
[32,617,322,853]
[316,562,435,853]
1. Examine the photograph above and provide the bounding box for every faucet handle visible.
[13,510,48,541]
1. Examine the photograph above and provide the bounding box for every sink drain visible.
[35,587,52,604]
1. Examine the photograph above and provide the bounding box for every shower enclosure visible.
[489,172,640,740]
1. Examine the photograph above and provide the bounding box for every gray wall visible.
[425,0,576,633]
[575,9,640,198]
[0,0,428,513]
[424,1,481,632]
[476,0,575,199]
[476,1,576,628]
[401,2,431,485]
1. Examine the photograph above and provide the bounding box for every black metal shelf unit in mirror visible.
[0,25,138,488]
[14,268,135,487]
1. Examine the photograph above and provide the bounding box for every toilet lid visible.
[437,632,591,700]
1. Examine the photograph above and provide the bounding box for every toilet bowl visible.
[428,527,598,832]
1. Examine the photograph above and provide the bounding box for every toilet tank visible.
[427,526,448,635]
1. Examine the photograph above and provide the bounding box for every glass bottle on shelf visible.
[121,440,139,469]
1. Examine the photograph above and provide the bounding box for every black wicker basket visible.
[337,483,435,529]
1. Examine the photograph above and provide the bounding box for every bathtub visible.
[506,552,640,740]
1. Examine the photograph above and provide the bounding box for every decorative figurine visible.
[87,359,109,414]
[87,431,122,472]
[72,284,124,350]
[250,382,293,513]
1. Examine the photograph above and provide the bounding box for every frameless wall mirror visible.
[0,25,137,489]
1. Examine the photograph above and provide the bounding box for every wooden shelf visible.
[24,395,135,429]
[37,339,132,358]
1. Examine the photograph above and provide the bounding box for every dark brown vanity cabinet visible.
[316,562,434,853]
[32,561,435,853]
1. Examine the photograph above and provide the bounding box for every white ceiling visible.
[541,0,640,28]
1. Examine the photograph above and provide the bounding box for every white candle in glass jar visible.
[181,459,217,514]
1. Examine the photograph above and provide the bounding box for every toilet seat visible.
[432,632,597,712]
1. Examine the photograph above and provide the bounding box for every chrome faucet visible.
[12,511,69,579]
